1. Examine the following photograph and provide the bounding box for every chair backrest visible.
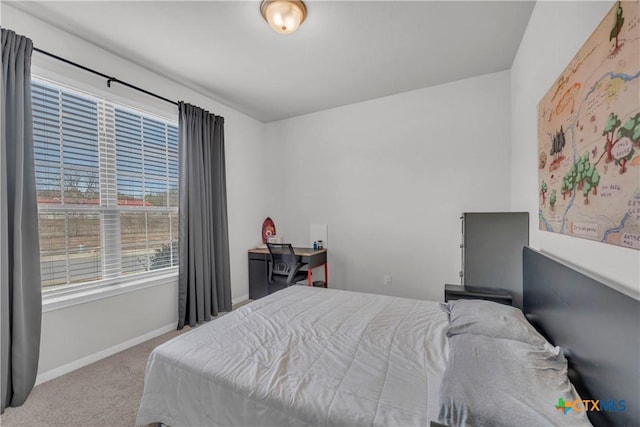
[266,243,299,278]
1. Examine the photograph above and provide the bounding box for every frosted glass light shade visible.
[260,0,307,34]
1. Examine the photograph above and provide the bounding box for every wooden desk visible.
[248,247,328,299]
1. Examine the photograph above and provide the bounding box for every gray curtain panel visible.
[177,102,231,329]
[1,28,42,413]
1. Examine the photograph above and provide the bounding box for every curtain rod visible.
[34,47,179,107]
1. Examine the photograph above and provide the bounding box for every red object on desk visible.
[261,217,276,243]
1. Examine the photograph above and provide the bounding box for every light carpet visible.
[1,326,190,427]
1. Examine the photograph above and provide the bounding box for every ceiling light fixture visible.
[260,0,307,34]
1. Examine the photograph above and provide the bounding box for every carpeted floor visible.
[1,326,190,427]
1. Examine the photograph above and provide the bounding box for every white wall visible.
[2,4,268,381]
[510,0,640,296]
[38,278,178,383]
[265,71,512,302]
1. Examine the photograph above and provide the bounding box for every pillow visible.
[438,334,591,427]
[441,299,552,349]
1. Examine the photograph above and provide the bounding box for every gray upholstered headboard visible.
[523,247,639,427]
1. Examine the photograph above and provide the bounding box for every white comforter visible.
[136,286,449,426]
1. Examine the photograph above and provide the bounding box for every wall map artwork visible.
[538,1,640,250]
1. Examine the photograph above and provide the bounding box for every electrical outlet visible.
[384,275,392,286]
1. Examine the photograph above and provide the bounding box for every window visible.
[32,79,179,289]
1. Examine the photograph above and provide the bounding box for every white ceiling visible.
[9,1,535,123]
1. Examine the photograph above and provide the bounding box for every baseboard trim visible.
[35,322,177,386]
[232,294,249,305]
[232,299,251,309]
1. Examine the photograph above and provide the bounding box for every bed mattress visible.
[136,286,449,426]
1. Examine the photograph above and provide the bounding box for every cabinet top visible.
[444,284,512,298]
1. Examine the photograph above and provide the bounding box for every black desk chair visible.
[266,243,308,285]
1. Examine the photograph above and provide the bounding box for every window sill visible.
[42,268,178,313]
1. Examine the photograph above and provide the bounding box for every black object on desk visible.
[444,284,513,306]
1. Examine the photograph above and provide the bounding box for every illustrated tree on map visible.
[561,178,571,200]
[582,164,601,205]
[618,112,640,147]
[549,126,566,171]
[540,181,548,206]
[615,149,635,174]
[610,1,624,52]
[602,112,621,163]
[562,153,601,204]
[550,189,557,211]
[561,166,576,200]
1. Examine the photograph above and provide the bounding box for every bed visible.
[136,247,639,426]
[136,286,450,426]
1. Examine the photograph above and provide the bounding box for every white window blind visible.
[33,79,179,289]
